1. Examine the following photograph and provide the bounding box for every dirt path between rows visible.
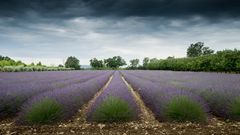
[65,75,114,125]
[1,75,240,135]
[121,76,158,124]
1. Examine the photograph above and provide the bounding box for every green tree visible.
[150,58,158,63]
[30,62,35,66]
[0,55,26,67]
[187,42,214,57]
[0,55,11,61]
[90,58,104,69]
[187,42,204,57]
[143,57,150,68]
[65,56,80,70]
[16,60,25,66]
[202,47,214,55]
[36,62,42,66]
[129,59,139,69]
[167,56,175,59]
[104,56,126,69]
[0,55,4,61]
[58,64,64,67]
[148,58,159,70]
[145,49,240,72]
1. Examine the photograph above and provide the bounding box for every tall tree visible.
[104,56,126,68]
[187,42,214,57]
[58,64,64,67]
[36,61,42,66]
[65,56,80,70]
[0,55,3,61]
[143,57,150,68]
[90,58,104,69]
[130,59,139,69]
[202,47,214,55]
[187,42,204,57]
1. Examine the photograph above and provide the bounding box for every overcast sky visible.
[0,0,240,65]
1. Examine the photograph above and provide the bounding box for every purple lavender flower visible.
[87,71,140,122]
[0,71,109,118]
[121,71,208,122]
[122,70,240,120]
[17,72,112,124]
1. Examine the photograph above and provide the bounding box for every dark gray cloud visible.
[84,0,240,18]
[0,0,240,19]
[0,0,240,65]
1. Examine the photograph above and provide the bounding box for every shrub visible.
[164,96,207,122]
[24,99,63,124]
[0,66,74,72]
[92,96,134,123]
[3,66,14,72]
[25,67,34,72]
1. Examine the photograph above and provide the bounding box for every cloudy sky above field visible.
[0,0,240,65]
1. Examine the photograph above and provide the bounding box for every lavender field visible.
[0,70,239,126]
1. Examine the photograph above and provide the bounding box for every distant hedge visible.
[144,49,240,72]
[0,66,74,72]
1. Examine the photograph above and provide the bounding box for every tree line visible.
[88,42,240,72]
[0,56,74,72]
[1,42,240,72]
[141,42,240,72]
[89,56,126,69]
[143,49,240,72]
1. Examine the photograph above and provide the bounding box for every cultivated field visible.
[0,71,240,135]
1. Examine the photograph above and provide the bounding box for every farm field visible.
[0,70,240,135]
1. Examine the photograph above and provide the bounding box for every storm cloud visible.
[0,0,240,65]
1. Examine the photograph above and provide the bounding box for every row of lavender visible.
[1,70,239,124]
[7,71,140,124]
[0,71,103,85]
[121,71,208,122]
[0,71,111,118]
[86,71,140,122]
[17,72,113,124]
[122,70,240,120]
